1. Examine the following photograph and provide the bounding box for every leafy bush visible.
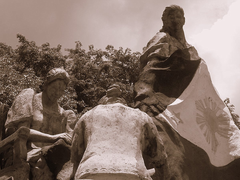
[66,42,141,112]
[0,35,141,113]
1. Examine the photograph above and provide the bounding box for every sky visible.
[1,0,240,115]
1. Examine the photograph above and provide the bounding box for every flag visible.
[159,60,240,166]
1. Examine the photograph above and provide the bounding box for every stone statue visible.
[134,5,240,180]
[134,5,201,117]
[70,84,167,180]
[3,68,76,180]
[98,84,127,105]
[133,5,202,180]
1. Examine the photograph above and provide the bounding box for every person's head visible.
[43,68,70,102]
[98,84,127,105]
[160,5,185,33]
[106,84,122,97]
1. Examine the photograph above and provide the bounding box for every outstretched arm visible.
[28,129,72,144]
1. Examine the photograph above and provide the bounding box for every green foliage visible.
[0,35,141,113]
[15,34,66,77]
[0,43,15,58]
[0,35,76,111]
[0,57,42,106]
[66,42,141,112]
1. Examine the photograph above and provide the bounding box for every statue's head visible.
[106,84,122,97]
[98,84,127,105]
[45,68,70,87]
[160,5,185,33]
[42,68,70,102]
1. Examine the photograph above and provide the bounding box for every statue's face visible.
[166,10,185,31]
[45,79,67,102]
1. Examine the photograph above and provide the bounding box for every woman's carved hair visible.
[45,68,70,86]
[160,5,184,33]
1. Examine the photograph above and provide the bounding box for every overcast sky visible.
[1,0,240,115]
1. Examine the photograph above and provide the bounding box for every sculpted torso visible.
[71,103,166,180]
[32,92,64,135]
[81,104,145,174]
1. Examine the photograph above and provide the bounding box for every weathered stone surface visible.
[0,103,8,141]
[56,161,73,180]
[0,127,30,180]
[42,139,71,179]
[71,102,167,180]
[134,4,240,180]
[0,162,30,180]
[1,68,76,179]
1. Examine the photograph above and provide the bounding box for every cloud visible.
[189,0,240,114]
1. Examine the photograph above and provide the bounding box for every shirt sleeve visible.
[71,110,91,165]
[5,88,35,131]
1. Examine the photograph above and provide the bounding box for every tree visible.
[66,42,141,112]
[0,35,77,111]
[0,36,141,113]
[0,43,15,58]
[0,56,42,107]
[15,34,66,77]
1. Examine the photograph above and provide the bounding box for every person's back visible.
[71,102,166,180]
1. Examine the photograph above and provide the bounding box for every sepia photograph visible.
[0,0,240,179]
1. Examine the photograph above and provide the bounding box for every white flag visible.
[160,60,240,166]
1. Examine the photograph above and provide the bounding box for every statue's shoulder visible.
[13,88,35,106]
[79,107,95,120]
[5,88,35,129]
[19,88,35,97]
[155,31,168,39]
[147,32,167,45]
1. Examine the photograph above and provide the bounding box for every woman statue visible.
[4,68,77,180]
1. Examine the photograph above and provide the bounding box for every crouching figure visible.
[71,84,167,180]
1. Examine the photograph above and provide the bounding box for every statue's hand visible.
[53,133,72,145]
[135,92,175,116]
[137,101,165,117]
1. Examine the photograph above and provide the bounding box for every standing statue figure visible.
[134,4,240,180]
[4,68,76,180]
[134,5,202,180]
[71,84,167,180]
[134,5,201,116]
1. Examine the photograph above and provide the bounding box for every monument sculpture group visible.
[1,4,240,180]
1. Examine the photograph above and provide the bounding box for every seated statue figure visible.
[4,68,76,180]
[134,5,201,116]
[71,84,167,180]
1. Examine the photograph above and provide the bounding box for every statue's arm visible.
[27,129,71,144]
[70,116,86,179]
[144,116,167,167]
[27,109,77,145]
[64,110,77,137]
